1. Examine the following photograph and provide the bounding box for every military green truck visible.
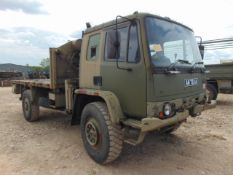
[12,12,207,164]
[198,38,233,102]
[205,62,233,101]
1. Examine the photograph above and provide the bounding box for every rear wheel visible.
[206,84,218,103]
[80,102,123,164]
[22,90,39,122]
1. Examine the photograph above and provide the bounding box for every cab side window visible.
[87,34,100,61]
[105,24,140,63]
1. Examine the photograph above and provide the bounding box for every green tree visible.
[40,58,50,71]
[30,66,44,72]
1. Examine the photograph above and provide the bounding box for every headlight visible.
[163,103,172,116]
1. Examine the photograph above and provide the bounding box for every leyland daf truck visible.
[12,12,207,164]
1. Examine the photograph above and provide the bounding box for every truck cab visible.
[80,13,206,117]
[12,12,206,164]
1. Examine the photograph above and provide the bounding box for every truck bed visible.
[12,79,51,89]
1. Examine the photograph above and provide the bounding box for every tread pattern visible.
[92,102,123,164]
[206,84,218,103]
[31,100,39,121]
[22,90,39,122]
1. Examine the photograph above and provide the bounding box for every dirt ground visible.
[0,87,232,175]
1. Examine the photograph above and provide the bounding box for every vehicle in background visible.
[0,71,23,87]
[205,62,233,102]
[28,71,49,79]
[198,38,233,102]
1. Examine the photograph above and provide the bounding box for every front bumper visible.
[123,110,189,132]
[141,110,189,132]
[123,104,205,145]
[123,110,189,145]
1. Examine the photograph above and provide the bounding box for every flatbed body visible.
[12,79,51,89]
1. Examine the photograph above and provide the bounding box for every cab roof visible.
[84,12,193,34]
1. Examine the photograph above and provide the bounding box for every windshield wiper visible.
[190,61,204,73]
[166,59,191,74]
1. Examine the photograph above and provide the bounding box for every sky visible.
[0,0,233,66]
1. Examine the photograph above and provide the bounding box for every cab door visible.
[101,23,146,118]
[79,32,102,89]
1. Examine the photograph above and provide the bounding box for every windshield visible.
[145,17,203,68]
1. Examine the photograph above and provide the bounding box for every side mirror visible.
[195,36,204,59]
[199,45,205,60]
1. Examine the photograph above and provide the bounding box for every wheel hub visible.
[85,120,99,146]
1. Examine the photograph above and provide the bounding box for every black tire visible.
[22,90,40,122]
[80,102,123,164]
[206,84,218,103]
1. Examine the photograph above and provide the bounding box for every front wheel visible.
[80,102,123,164]
[206,84,218,103]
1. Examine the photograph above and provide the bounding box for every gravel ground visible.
[0,87,232,175]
